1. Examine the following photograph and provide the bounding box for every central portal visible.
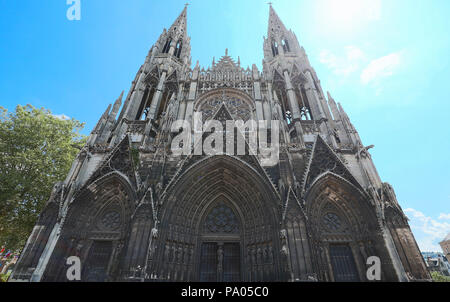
[198,202,242,282]
[199,242,240,282]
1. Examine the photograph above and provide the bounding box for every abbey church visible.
[11,5,430,282]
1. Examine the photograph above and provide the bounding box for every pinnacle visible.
[117,90,124,101]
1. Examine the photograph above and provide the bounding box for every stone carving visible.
[204,204,239,233]
[322,212,341,231]
[100,210,121,231]
[13,5,429,283]
[199,94,252,122]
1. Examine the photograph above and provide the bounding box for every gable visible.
[85,135,138,190]
[301,135,363,196]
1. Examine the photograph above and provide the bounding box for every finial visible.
[225,48,228,56]
[267,2,273,7]
[185,3,189,8]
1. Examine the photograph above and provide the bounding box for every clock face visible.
[323,213,341,231]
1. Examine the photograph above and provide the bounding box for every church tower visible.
[11,5,430,282]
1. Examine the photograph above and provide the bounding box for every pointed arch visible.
[304,172,392,281]
[272,68,285,85]
[149,155,282,281]
[41,171,136,281]
[271,39,279,57]
[301,135,365,197]
[162,37,172,54]
[199,194,243,235]
[144,65,161,86]
[174,39,183,58]
[281,38,290,52]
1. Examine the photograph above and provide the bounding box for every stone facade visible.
[10,5,430,282]
[440,233,450,260]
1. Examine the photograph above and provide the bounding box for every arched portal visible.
[152,155,282,281]
[41,172,135,281]
[305,173,395,281]
[198,198,242,281]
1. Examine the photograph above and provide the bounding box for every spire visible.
[264,4,296,60]
[267,4,289,38]
[168,5,188,39]
[159,5,191,61]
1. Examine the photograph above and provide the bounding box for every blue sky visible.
[1,0,449,252]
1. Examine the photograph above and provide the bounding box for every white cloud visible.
[52,114,70,120]
[318,0,381,30]
[404,208,450,252]
[438,213,450,220]
[366,0,382,21]
[319,46,366,76]
[360,51,403,85]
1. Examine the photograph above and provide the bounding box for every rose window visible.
[204,205,239,233]
[323,212,342,231]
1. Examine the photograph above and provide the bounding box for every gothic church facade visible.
[11,5,430,282]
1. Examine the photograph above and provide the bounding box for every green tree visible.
[0,271,12,282]
[431,271,450,282]
[0,104,85,252]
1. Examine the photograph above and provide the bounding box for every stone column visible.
[184,62,200,124]
[253,65,264,121]
[147,71,167,120]
[283,70,305,147]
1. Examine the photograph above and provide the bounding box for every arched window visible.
[162,38,172,54]
[281,39,290,52]
[300,107,311,121]
[83,204,125,281]
[285,110,292,124]
[199,203,241,282]
[271,40,279,57]
[135,86,153,120]
[333,128,341,144]
[203,204,240,234]
[174,40,182,58]
[298,86,312,120]
[320,210,360,282]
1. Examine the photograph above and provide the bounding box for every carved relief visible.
[99,210,121,231]
[198,93,252,122]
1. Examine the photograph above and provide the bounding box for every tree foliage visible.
[0,271,12,282]
[431,271,450,282]
[0,105,85,251]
